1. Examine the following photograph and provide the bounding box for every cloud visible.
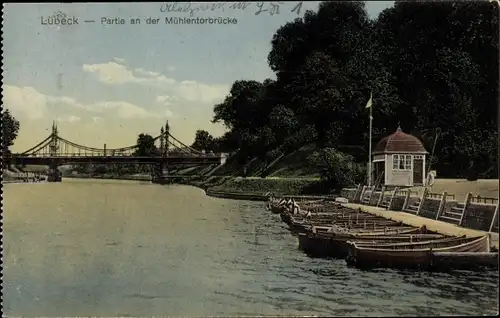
[156,95,175,106]
[57,115,81,123]
[2,84,168,120]
[82,60,228,104]
[82,62,138,84]
[2,85,48,119]
[82,61,176,86]
[90,101,156,119]
[135,68,161,77]
[175,81,229,104]
[155,96,174,118]
[113,57,125,64]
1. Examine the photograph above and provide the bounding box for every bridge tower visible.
[49,121,59,156]
[47,121,62,182]
[164,121,170,177]
[165,120,170,154]
[159,126,165,156]
[151,122,170,184]
[152,126,166,183]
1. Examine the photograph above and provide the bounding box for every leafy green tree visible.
[2,109,20,156]
[268,2,386,147]
[376,0,498,177]
[212,131,240,153]
[134,133,158,157]
[191,130,214,151]
[212,80,266,130]
[205,0,498,179]
[308,148,360,191]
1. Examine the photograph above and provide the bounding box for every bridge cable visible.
[20,135,54,155]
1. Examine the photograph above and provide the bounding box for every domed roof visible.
[373,126,428,154]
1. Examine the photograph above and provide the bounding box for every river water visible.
[3,179,499,316]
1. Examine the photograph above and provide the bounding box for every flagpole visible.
[367,92,373,187]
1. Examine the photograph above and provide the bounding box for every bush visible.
[308,148,357,191]
[351,162,367,185]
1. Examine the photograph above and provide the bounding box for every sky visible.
[3,1,394,152]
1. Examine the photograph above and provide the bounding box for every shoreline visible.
[181,175,330,197]
[63,174,152,181]
[3,180,48,184]
[3,177,48,184]
[204,189,336,201]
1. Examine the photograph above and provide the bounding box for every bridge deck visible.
[10,123,227,165]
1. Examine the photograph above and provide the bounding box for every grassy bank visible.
[179,143,329,195]
[184,175,332,196]
[212,143,321,178]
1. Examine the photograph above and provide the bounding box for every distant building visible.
[371,126,428,187]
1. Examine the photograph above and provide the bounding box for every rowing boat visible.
[268,197,328,215]
[282,211,389,226]
[345,235,492,270]
[280,206,366,219]
[291,214,388,223]
[290,220,407,235]
[271,205,285,214]
[297,228,440,258]
[310,225,417,235]
[289,216,396,227]
[352,235,468,248]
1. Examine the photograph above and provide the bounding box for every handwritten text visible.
[159,2,304,17]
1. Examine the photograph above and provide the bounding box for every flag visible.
[365,92,373,109]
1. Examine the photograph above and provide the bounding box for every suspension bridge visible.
[4,121,228,182]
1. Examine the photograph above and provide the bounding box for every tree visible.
[212,80,268,130]
[268,105,298,145]
[93,164,108,175]
[2,109,20,156]
[268,2,385,146]
[212,79,278,160]
[212,131,240,153]
[191,130,214,151]
[375,0,498,177]
[134,133,158,156]
[205,0,498,179]
[308,148,362,191]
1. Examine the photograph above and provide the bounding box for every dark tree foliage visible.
[210,1,498,179]
[191,130,214,151]
[134,133,158,157]
[2,109,20,156]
